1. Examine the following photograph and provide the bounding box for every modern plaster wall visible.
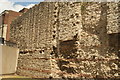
[0,45,19,74]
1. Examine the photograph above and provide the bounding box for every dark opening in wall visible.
[42,50,44,52]
[75,13,79,18]
[109,33,120,57]
[54,15,57,17]
[53,46,57,50]
[72,23,76,26]
[59,39,78,59]
[50,46,57,56]
[53,35,56,38]
[53,12,56,14]
[53,31,56,33]
[109,33,120,49]
[54,7,57,10]
[76,21,80,24]
[91,16,94,18]
[39,50,42,53]
[57,38,78,74]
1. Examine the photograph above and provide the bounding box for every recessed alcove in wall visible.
[59,39,77,59]
[108,33,120,57]
[109,33,120,48]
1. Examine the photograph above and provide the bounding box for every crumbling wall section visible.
[10,3,53,51]
[77,2,119,78]
[10,2,55,78]
[50,2,83,78]
[50,2,119,78]
[52,2,119,78]
[10,2,119,79]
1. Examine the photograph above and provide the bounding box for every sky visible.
[0,0,119,13]
[0,0,44,14]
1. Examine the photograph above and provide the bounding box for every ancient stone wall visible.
[10,3,53,51]
[10,2,55,78]
[50,2,83,78]
[52,2,119,78]
[77,2,119,78]
[107,2,120,34]
[10,2,119,79]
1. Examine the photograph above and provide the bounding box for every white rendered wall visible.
[0,45,19,74]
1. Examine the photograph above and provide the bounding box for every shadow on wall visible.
[52,34,79,74]
[82,3,108,55]
[108,33,120,58]
[81,3,119,76]
[59,39,78,59]
[58,37,78,74]
[55,3,120,77]
[51,34,78,59]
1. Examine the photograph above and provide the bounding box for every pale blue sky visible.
[8,0,44,2]
[15,2,40,6]
[9,0,43,6]
[0,0,44,13]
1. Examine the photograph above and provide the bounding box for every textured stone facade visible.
[10,2,119,79]
[107,2,120,34]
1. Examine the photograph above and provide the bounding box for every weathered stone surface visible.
[10,2,119,78]
[107,2,120,34]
